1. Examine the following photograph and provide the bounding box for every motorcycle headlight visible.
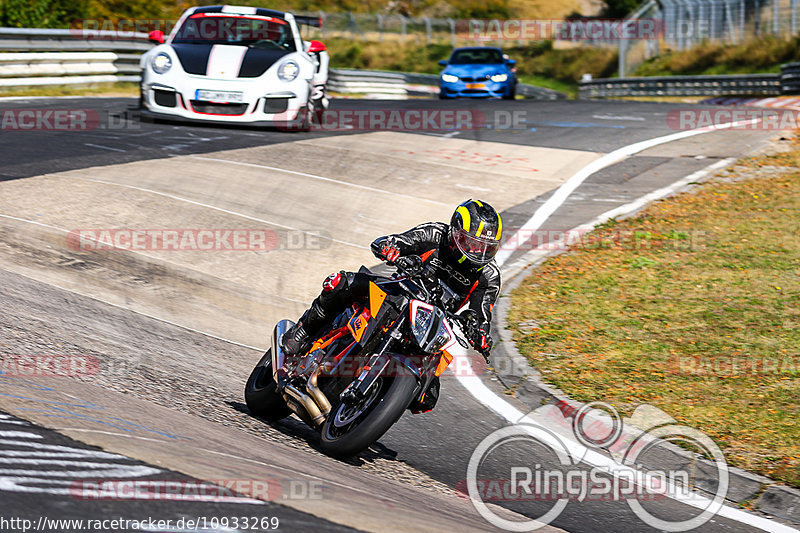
[490,73,508,82]
[427,320,452,353]
[151,52,172,74]
[441,73,459,83]
[411,303,434,345]
[410,301,452,353]
[278,60,300,82]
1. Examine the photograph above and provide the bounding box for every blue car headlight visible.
[441,73,459,83]
[490,73,508,83]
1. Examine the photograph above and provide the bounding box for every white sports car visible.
[139,5,329,129]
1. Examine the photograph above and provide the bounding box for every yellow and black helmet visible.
[449,199,503,266]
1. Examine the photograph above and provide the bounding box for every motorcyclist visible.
[281,199,503,364]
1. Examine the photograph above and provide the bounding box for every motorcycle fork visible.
[342,313,406,403]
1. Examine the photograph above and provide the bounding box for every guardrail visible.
[0,28,146,87]
[328,69,408,97]
[329,68,567,100]
[579,73,783,99]
[780,62,800,94]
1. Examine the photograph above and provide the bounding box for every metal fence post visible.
[424,17,431,44]
[773,0,779,34]
[739,0,745,43]
[618,27,628,77]
[377,14,383,42]
[401,15,407,39]
[698,0,705,40]
[755,0,761,36]
[447,18,455,47]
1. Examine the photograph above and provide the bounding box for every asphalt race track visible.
[0,95,795,533]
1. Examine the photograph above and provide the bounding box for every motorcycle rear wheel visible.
[244,349,291,421]
[319,364,416,457]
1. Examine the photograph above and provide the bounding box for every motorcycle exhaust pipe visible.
[306,367,331,416]
[271,319,295,384]
[284,384,325,426]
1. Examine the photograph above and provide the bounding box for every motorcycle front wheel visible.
[319,364,416,458]
[244,349,291,421]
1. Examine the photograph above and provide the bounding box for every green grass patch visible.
[326,38,615,98]
[509,146,800,487]
[518,75,578,99]
[0,82,139,98]
[634,35,800,77]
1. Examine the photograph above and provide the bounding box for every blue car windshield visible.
[449,49,504,65]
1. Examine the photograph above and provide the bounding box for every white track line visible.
[459,118,799,532]
[0,212,308,308]
[79,178,368,250]
[188,155,451,207]
[83,143,126,153]
[494,117,759,266]
[3,113,784,529]
[501,157,734,281]
[0,267,265,352]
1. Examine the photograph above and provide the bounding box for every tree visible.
[601,0,642,18]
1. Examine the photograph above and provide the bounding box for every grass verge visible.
[326,38,616,97]
[0,82,139,98]
[508,142,800,488]
[634,35,800,77]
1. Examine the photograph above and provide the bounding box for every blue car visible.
[438,47,517,100]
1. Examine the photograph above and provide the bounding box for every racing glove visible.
[375,241,401,264]
[473,322,493,363]
[395,255,424,277]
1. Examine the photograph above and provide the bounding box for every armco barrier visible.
[327,69,408,97]
[329,68,567,99]
[780,62,800,94]
[0,28,147,87]
[579,73,783,98]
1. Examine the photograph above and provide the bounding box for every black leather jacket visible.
[371,222,501,326]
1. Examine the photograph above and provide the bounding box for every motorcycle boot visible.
[281,300,328,357]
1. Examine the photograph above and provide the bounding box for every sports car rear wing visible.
[294,15,323,28]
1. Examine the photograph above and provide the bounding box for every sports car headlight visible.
[490,73,508,82]
[278,60,300,82]
[151,53,172,74]
[441,73,459,83]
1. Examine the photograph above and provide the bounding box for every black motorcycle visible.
[244,262,477,457]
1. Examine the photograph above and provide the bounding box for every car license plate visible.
[195,89,244,103]
[465,83,485,89]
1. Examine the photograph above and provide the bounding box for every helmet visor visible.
[452,228,500,265]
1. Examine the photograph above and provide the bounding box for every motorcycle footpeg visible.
[275,367,290,388]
